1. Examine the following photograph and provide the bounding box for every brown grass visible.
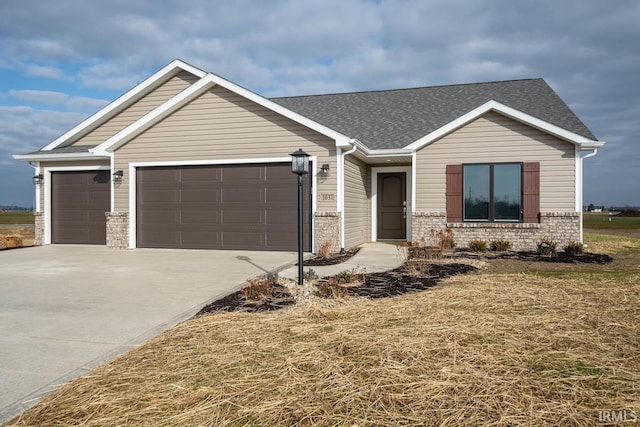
[0,224,34,248]
[7,233,640,426]
[316,239,334,258]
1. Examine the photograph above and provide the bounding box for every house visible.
[14,59,604,252]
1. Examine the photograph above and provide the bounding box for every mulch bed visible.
[197,249,613,315]
[302,247,361,266]
[197,284,295,315]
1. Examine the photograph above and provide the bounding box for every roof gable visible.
[271,78,599,150]
[41,60,206,151]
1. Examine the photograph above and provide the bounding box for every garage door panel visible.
[52,171,110,245]
[137,163,310,251]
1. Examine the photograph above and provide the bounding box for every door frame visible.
[127,157,317,249]
[371,166,412,242]
[43,165,111,245]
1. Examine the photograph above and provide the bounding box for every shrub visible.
[537,237,557,256]
[333,267,364,285]
[490,239,512,252]
[315,277,349,299]
[240,277,274,302]
[563,241,585,255]
[303,269,318,281]
[431,227,455,252]
[317,240,333,258]
[468,239,488,252]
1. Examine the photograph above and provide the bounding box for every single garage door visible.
[51,170,110,244]
[136,163,311,251]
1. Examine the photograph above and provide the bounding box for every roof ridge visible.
[270,78,544,100]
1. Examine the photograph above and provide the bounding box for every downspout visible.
[340,141,358,252]
[579,149,599,243]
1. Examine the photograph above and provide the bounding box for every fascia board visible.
[403,100,603,151]
[93,72,351,154]
[13,152,108,161]
[41,59,206,151]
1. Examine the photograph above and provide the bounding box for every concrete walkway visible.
[280,242,405,279]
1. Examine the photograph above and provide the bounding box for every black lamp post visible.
[290,148,309,285]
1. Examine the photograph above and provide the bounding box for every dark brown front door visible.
[51,170,110,244]
[136,163,311,251]
[377,172,406,240]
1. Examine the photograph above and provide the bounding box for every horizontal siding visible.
[415,112,575,212]
[114,85,337,212]
[73,71,199,146]
[344,156,370,249]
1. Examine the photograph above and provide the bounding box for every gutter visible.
[339,139,358,252]
[13,152,108,162]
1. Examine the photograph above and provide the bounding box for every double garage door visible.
[136,163,311,251]
[51,164,311,251]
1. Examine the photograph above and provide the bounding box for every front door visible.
[377,172,406,239]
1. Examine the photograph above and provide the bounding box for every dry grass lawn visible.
[7,234,640,426]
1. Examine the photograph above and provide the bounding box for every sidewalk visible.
[279,242,406,279]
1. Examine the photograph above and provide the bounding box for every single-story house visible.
[15,59,604,252]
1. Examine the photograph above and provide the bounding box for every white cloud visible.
[8,89,69,105]
[26,64,66,79]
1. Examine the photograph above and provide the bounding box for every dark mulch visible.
[302,247,361,266]
[495,251,613,264]
[197,284,295,315]
[345,263,478,299]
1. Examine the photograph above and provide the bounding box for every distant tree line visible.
[0,205,33,211]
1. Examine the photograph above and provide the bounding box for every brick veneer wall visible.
[314,211,340,253]
[106,212,129,249]
[34,212,44,246]
[412,212,580,251]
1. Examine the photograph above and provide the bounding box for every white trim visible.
[339,144,358,250]
[34,162,41,212]
[370,166,412,242]
[579,148,599,243]
[91,73,351,155]
[41,60,206,151]
[43,165,110,245]
[574,145,581,213]
[109,154,115,212]
[411,152,417,213]
[126,157,317,250]
[13,152,106,161]
[403,100,605,151]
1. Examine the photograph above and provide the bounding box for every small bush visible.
[431,227,455,252]
[265,271,279,284]
[315,277,349,299]
[333,267,364,285]
[303,269,318,281]
[537,237,557,256]
[563,241,585,255]
[317,240,333,258]
[490,239,512,252]
[468,239,488,252]
[240,277,274,302]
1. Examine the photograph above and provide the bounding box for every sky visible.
[0,0,638,208]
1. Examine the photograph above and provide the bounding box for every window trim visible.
[462,162,523,223]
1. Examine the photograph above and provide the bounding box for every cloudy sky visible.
[0,0,638,207]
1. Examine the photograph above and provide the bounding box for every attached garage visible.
[136,163,311,251]
[51,170,110,244]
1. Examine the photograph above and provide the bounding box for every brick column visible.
[34,212,44,246]
[314,211,340,253]
[106,212,129,249]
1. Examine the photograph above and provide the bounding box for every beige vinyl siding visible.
[343,155,370,248]
[415,112,576,212]
[114,85,337,212]
[73,71,199,146]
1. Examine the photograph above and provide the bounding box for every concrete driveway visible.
[0,245,295,423]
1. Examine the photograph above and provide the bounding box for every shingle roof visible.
[271,78,596,150]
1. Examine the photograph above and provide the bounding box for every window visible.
[463,163,522,221]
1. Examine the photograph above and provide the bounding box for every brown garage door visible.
[136,163,311,251]
[51,170,110,244]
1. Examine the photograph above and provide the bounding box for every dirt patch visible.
[302,247,361,266]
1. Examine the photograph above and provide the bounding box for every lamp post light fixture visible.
[32,174,43,185]
[290,148,309,285]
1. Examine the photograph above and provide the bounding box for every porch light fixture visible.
[112,170,124,183]
[320,163,330,175]
[290,148,310,286]
[32,174,43,185]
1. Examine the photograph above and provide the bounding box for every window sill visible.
[447,222,540,229]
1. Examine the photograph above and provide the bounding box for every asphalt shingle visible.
[271,78,596,149]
